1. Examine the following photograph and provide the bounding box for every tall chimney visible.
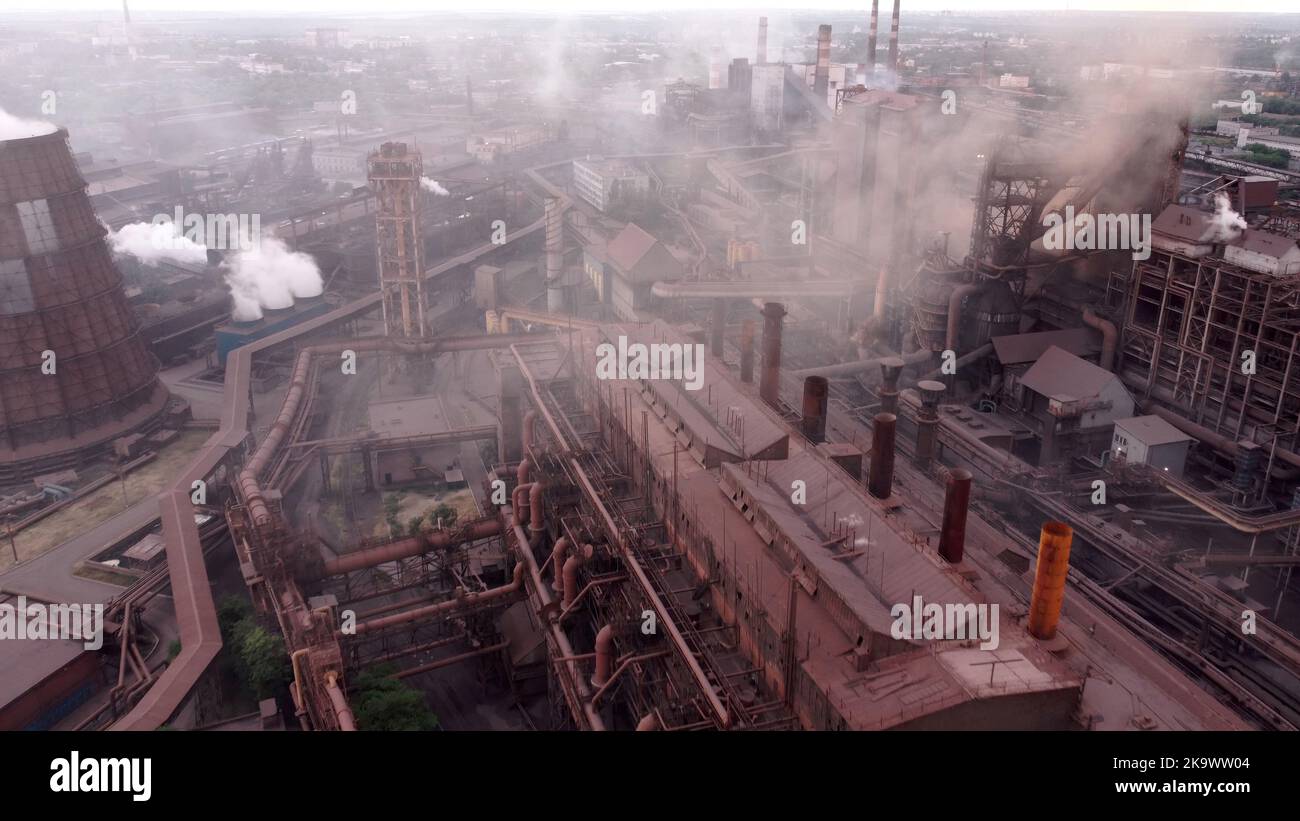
[759,303,786,408]
[544,197,564,313]
[710,300,726,359]
[938,468,972,564]
[878,356,904,415]
[757,16,768,65]
[1028,522,1072,640]
[867,0,879,69]
[814,24,832,100]
[867,413,896,500]
[801,376,829,444]
[888,0,900,72]
[740,319,756,383]
[915,379,945,469]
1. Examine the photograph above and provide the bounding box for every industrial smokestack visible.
[740,319,755,383]
[801,376,829,443]
[757,16,768,64]
[938,469,972,564]
[888,0,900,72]
[759,303,786,408]
[545,196,563,313]
[915,380,945,469]
[868,413,896,500]
[814,24,832,100]
[879,356,904,415]
[711,300,726,359]
[1028,522,1072,641]
[867,0,879,69]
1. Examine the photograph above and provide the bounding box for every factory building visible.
[571,156,650,213]
[1012,346,1135,464]
[1111,415,1194,478]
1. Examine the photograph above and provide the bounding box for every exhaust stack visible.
[867,412,896,500]
[757,16,768,64]
[888,0,900,72]
[545,196,564,313]
[759,302,786,408]
[938,468,972,564]
[801,376,829,443]
[915,379,945,469]
[814,24,832,100]
[740,319,755,383]
[867,0,879,69]
[1028,522,1072,640]
[879,356,904,415]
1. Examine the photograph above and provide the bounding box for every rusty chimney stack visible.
[867,0,879,70]
[759,302,786,408]
[814,24,832,100]
[938,468,972,564]
[915,379,945,469]
[711,300,726,359]
[757,16,768,64]
[867,412,896,500]
[879,356,904,415]
[801,376,829,443]
[1028,522,1073,640]
[888,0,900,72]
[740,319,755,383]
[544,196,563,313]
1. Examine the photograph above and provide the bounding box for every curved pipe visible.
[1081,306,1117,372]
[513,482,533,522]
[636,713,661,731]
[549,537,570,595]
[349,564,524,635]
[516,458,531,487]
[529,481,545,533]
[562,554,583,610]
[946,282,982,353]
[592,624,614,687]
[324,671,357,731]
[522,410,538,453]
[319,518,502,577]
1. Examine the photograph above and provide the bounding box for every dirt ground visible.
[2,428,210,571]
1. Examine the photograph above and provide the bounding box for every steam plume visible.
[420,177,450,196]
[223,237,324,322]
[0,106,57,141]
[109,221,209,266]
[1199,193,1248,243]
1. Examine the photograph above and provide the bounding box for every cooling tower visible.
[0,127,169,480]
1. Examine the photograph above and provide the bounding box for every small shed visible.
[1111,415,1194,478]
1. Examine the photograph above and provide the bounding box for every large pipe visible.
[1028,522,1072,641]
[938,468,972,564]
[946,282,981,354]
[592,624,614,687]
[867,0,879,68]
[757,16,768,64]
[759,302,786,408]
[320,517,503,576]
[879,357,904,415]
[636,713,661,731]
[545,196,563,313]
[324,672,357,731]
[522,410,538,453]
[549,536,570,595]
[562,553,583,610]
[914,380,945,469]
[868,412,896,499]
[790,346,931,379]
[517,457,531,487]
[921,342,994,382]
[1140,400,1300,476]
[801,376,829,443]
[710,299,726,359]
[350,564,524,635]
[512,482,531,522]
[887,0,900,71]
[739,319,755,383]
[529,481,545,534]
[814,24,832,100]
[1080,306,1117,372]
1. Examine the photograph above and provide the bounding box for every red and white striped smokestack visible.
[814,24,832,100]
[757,16,768,64]
[867,0,879,68]
[888,0,900,72]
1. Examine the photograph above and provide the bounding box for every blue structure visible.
[214,298,334,365]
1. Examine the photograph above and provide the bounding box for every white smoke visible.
[0,106,57,141]
[109,221,209,266]
[1199,193,1248,243]
[222,237,324,322]
[420,176,449,196]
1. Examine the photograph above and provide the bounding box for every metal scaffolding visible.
[368,142,426,338]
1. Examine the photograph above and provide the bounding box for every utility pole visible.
[5,515,17,564]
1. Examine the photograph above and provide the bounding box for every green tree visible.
[352,664,439,731]
[232,621,291,699]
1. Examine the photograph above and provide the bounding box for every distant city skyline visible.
[3,0,1298,16]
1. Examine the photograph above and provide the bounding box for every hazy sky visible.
[3,0,1297,14]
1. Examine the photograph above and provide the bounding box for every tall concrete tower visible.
[368,141,425,338]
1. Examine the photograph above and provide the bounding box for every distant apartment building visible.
[572,157,649,212]
[306,27,347,49]
[466,124,551,164]
[312,147,366,181]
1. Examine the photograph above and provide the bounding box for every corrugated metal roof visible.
[991,327,1101,365]
[1114,415,1195,447]
[605,223,658,273]
[1229,228,1300,258]
[1019,345,1120,401]
[1152,204,1213,244]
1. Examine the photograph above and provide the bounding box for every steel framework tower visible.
[368,142,425,338]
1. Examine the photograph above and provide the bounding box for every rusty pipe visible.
[1028,522,1072,641]
[529,481,545,534]
[739,319,755,383]
[938,468,972,564]
[320,518,502,576]
[592,624,614,687]
[513,481,532,523]
[1081,306,1117,372]
[759,302,786,408]
[523,410,538,453]
[517,457,531,487]
[636,712,661,731]
[549,536,570,595]
[349,563,524,635]
[867,412,896,500]
[562,554,583,610]
[324,671,357,731]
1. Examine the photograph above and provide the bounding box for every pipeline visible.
[790,346,930,379]
[348,564,524,635]
[324,672,357,731]
[921,342,994,382]
[529,481,545,534]
[319,517,502,577]
[592,624,614,687]
[549,536,570,595]
[1139,400,1300,478]
[1080,306,1117,372]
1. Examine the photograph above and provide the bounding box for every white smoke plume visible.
[223,237,324,322]
[420,176,449,196]
[1199,193,1248,243]
[0,106,57,141]
[108,221,209,266]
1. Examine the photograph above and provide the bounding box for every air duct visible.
[938,469,972,564]
[759,302,786,408]
[868,412,896,499]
